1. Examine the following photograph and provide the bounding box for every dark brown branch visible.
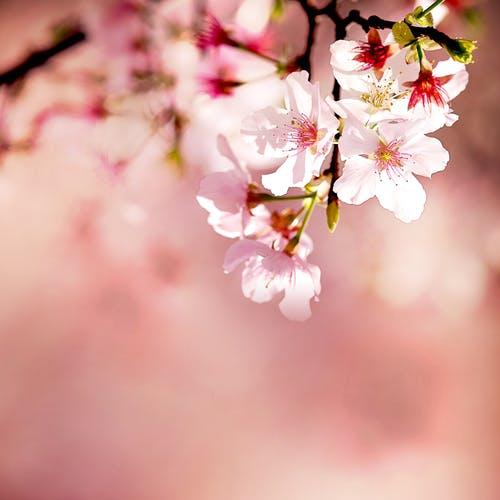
[294,0,319,73]
[0,29,86,86]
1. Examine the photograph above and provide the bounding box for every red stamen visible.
[406,69,452,110]
[353,28,392,71]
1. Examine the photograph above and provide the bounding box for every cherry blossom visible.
[334,119,449,222]
[330,29,399,91]
[403,58,469,121]
[197,135,270,238]
[241,71,339,195]
[223,236,321,321]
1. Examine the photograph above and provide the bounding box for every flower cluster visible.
[0,0,476,322]
[197,1,476,320]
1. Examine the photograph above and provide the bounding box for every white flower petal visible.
[334,156,377,205]
[279,264,320,321]
[284,71,313,115]
[338,123,379,158]
[197,171,247,213]
[223,239,267,273]
[375,173,426,222]
[401,135,449,177]
[241,107,290,157]
[261,151,313,195]
[241,260,281,303]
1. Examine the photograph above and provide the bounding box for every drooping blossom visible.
[223,236,321,321]
[334,119,449,222]
[329,29,398,90]
[197,135,269,238]
[404,59,469,117]
[241,71,339,195]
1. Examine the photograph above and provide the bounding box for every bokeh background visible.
[0,0,499,498]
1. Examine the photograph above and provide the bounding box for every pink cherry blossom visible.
[197,135,269,238]
[223,237,321,321]
[241,71,339,195]
[334,119,449,222]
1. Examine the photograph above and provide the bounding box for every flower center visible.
[373,140,410,182]
[284,113,322,153]
[360,77,395,112]
[352,29,392,71]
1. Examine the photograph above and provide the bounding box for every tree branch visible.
[0,29,86,86]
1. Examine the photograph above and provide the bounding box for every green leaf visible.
[444,38,477,64]
[405,6,434,27]
[326,200,340,233]
[392,22,415,46]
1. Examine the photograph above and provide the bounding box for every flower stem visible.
[255,192,316,203]
[284,192,317,254]
[418,0,446,18]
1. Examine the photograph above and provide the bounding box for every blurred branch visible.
[0,28,86,86]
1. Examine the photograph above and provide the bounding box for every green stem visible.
[418,0,446,18]
[284,192,317,254]
[416,41,424,63]
[257,192,316,202]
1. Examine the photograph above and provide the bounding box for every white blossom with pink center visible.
[197,135,270,238]
[223,235,321,321]
[334,119,449,222]
[241,70,339,195]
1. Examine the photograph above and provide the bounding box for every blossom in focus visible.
[241,71,339,195]
[333,68,412,125]
[334,119,449,222]
[223,236,321,321]
[197,135,269,238]
[403,58,469,118]
[329,29,398,91]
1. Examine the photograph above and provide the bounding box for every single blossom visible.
[241,70,339,195]
[333,68,412,125]
[197,135,269,238]
[334,119,449,222]
[329,29,398,91]
[404,59,469,117]
[223,236,321,321]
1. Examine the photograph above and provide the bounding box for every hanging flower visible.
[223,236,321,321]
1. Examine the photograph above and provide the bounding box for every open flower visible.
[197,135,269,238]
[223,237,321,321]
[241,71,338,195]
[330,29,398,91]
[334,119,449,222]
[404,58,468,117]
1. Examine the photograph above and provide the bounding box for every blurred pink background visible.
[0,0,499,498]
